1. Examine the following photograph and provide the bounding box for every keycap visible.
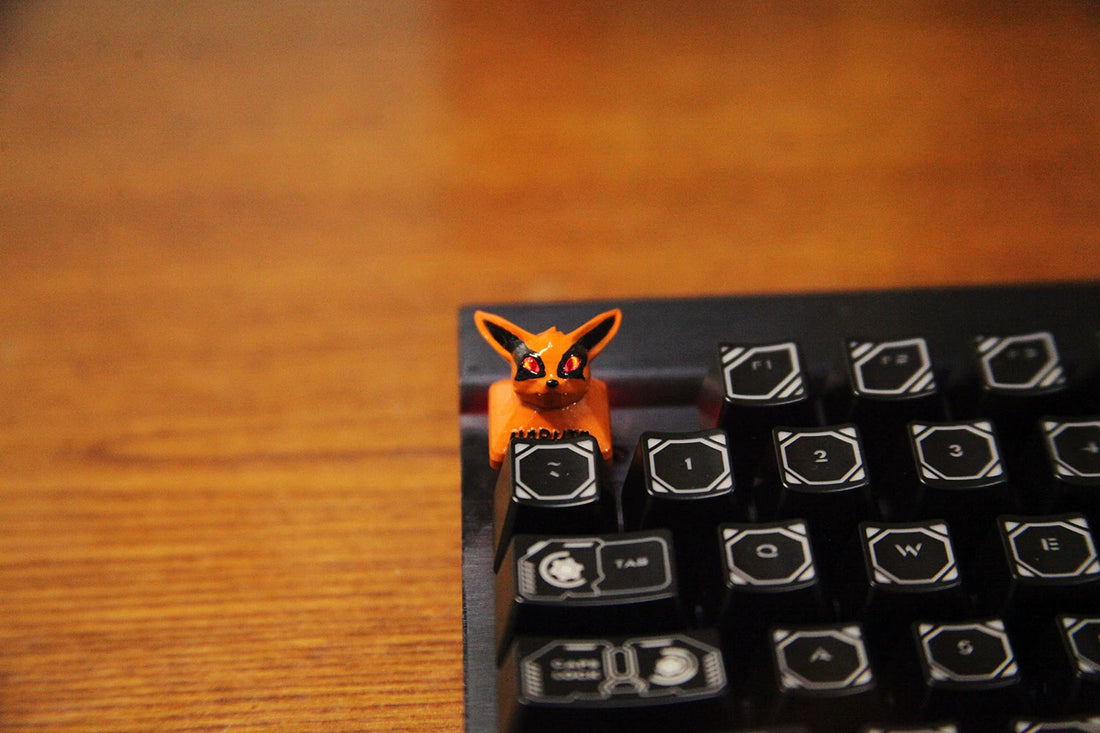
[764,623,882,727]
[851,521,968,638]
[701,342,816,487]
[1009,715,1100,731]
[493,435,610,570]
[971,332,1070,426]
[842,336,941,424]
[756,425,874,546]
[497,631,729,733]
[912,618,1025,726]
[860,725,959,733]
[621,429,737,529]
[1055,615,1100,714]
[986,514,1100,619]
[890,420,1014,528]
[1037,418,1100,513]
[717,520,827,634]
[495,531,683,662]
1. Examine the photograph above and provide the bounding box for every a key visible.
[493,435,610,571]
[859,724,959,732]
[497,631,729,733]
[764,623,882,727]
[890,420,1015,529]
[1055,616,1100,714]
[968,332,1071,429]
[1037,418,1100,514]
[495,531,683,663]
[1009,715,1100,732]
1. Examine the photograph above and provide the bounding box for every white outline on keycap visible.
[512,438,597,502]
[645,432,733,495]
[849,337,935,396]
[720,343,804,401]
[911,421,1002,481]
[918,619,1016,683]
[977,332,1064,391]
[772,625,872,691]
[865,523,958,586]
[722,522,815,586]
[1003,516,1100,579]
[1061,616,1100,676]
[1043,420,1100,479]
[777,426,865,486]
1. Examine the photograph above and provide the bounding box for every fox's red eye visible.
[562,355,582,374]
[521,355,541,374]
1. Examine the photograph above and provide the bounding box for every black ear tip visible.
[580,314,619,350]
[483,319,523,352]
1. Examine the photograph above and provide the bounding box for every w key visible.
[852,521,968,639]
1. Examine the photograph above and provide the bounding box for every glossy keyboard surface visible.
[459,283,1100,732]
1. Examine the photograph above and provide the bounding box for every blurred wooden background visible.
[1,2,1098,730]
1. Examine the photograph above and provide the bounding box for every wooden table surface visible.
[2,3,1099,731]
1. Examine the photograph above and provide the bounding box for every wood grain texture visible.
[1,2,1098,730]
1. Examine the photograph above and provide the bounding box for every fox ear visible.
[474,311,537,363]
[568,309,622,361]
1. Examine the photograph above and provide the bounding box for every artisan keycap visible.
[498,631,728,733]
[493,435,609,570]
[495,531,682,662]
[622,429,736,529]
[717,520,826,633]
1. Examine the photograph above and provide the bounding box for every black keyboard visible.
[459,282,1100,733]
